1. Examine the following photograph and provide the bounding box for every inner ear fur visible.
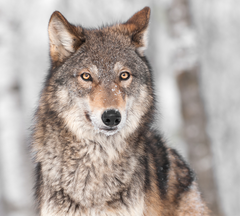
[121,7,151,55]
[48,11,85,67]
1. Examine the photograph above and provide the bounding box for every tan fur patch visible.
[88,84,126,111]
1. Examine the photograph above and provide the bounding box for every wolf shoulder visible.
[143,131,210,216]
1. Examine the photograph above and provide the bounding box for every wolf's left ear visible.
[121,7,150,56]
[48,11,85,67]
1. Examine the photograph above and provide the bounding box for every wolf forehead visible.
[71,29,140,72]
[84,28,134,55]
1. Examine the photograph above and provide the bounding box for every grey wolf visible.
[32,6,210,216]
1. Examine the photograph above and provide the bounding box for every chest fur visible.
[39,138,145,215]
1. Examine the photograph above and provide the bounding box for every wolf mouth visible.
[98,126,119,136]
[101,127,117,131]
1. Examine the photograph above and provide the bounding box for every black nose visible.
[101,110,121,126]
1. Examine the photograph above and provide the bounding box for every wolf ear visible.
[121,7,150,56]
[48,11,85,67]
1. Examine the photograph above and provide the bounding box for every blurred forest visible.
[0,0,240,216]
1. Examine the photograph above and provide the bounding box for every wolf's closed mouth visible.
[101,127,117,131]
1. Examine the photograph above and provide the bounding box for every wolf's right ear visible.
[48,11,85,67]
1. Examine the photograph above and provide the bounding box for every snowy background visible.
[0,0,239,216]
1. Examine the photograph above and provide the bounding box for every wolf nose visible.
[102,110,121,126]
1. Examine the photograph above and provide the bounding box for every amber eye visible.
[120,72,130,80]
[81,73,92,81]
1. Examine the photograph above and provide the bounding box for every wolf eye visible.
[120,72,130,80]
[81,73,92,81]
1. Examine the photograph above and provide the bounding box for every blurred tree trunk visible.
[166,0,223,215]
[191,1,240,216]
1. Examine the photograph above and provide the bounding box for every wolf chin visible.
[32,7,210,216]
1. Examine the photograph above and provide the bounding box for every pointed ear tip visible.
[51,11,61,17]
[49,11,63,22]
[143,6,151,18]
[143,6,151,12]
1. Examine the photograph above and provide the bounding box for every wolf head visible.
[41,7,154,140]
